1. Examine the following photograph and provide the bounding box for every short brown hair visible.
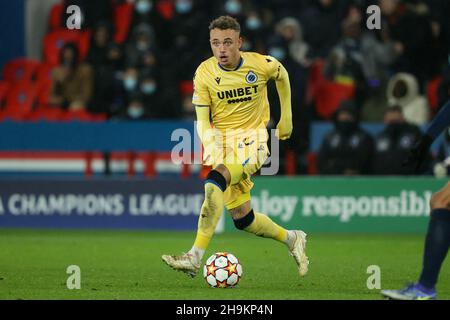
[208,16,241,33]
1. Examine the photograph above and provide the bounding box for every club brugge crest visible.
[246,71,258,84]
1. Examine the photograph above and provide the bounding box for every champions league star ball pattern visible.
[203,252,243,288]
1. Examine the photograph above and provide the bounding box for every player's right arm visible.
[192,65,214,165]
[195,105,214,165]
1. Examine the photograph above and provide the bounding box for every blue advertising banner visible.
[0,178,204,230]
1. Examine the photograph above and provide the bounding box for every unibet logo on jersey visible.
[192,52,283,133]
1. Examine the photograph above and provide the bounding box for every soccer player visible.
[161,16,309,278]
[381,99,450,300]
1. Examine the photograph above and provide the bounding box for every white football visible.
[203,252,243,288]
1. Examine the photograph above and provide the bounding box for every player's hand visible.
[402,134,433,173]
[276,118,293,140]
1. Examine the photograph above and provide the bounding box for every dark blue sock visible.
[418,209,450,289]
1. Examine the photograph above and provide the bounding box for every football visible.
[203,252,243,288]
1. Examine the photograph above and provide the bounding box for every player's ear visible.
[238,36,243,49]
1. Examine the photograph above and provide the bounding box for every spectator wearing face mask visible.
[49,42,93,111]
[386,72,429,125]
[242,10,268,53]
[121,91,149,120]
[372,105,429,175]
[125,23,159,68]
[167,0,209,82]
[139,68,163,118]
[266,21,311,167]
[128,0,171,50]
[221,0,245,20]
[317,100,374,175]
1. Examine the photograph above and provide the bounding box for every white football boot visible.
[289,230,309,277]
[161,253,200,278]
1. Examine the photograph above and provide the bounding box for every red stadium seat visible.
[61,108,104,122]
[179,80,194,95]
[2,58,41,84]
[427,76,442,114]
[35,63,55,107]
[157,0,174,20]
[48,1,64,30]
[36,63,54,84]
[43,29,91,66]
[1,83,38,120]
[113,1,134,43]
[0,81,9,108]
[27,105,65,121]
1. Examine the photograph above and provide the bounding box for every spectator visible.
[49,42,93,110]
[168,0,209,82]
[323,13,369,108]
[274,17,311,68]
[298,0,352,59]
[125,23,158,68]
[317,100,374,175]
[238,11,262,53]
[379,0,435,88]
[128,0,171,50]
[372,105,428,175]
[138,67,163,118]
[267,18,311,166]
[62,0,114,30]
[86,21,116,115]
[117,91,149,120]
[386,72,429,125]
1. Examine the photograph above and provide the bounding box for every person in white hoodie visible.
[386,72,429,125]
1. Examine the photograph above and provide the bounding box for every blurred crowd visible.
[3,0,450,175]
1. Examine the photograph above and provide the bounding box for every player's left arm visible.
[271,61,293,140]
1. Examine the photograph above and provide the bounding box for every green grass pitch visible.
[0,229,449,300]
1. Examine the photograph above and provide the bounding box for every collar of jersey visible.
[218,57,243,72]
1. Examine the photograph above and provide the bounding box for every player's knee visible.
[233,209,255,230]
[205,170,227,192]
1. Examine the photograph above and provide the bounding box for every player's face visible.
[210,28,242,69]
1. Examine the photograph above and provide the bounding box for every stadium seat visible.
[113,1,134,43]
[27,105,65,122]
[48,1,64,31]
[1,83,38,120]
[2,58,41,84]
[157,0,175,20]
[427,76,442,114]
[61,108,106,122]
[43,29,91,66]
[35,63,54,107]
[0,81,9,108]
[179,80,194,95]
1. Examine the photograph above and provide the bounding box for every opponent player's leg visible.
[161,165,231,277]
[229,200,309,276]
[381,182,450,300]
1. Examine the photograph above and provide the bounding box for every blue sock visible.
[418,209,450,289]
